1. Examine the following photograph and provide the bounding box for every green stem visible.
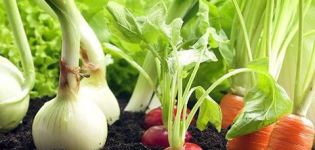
[294,0,304,109]
[295,75,315,116]
[166,71,174,128]
[46,0,80,98]
[302,42,315,95]
[167,71,176,147]
[231,0,253,62]
[265,0,274,76]
[3,0,35,90]
[295,39,315,117]
[172,68,183,149]
[186,68,252,129]
[273,0,311,80]
[182,42,208,100]
[230,0,257,95]
[104,43,155,89]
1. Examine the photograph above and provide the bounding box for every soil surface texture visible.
[0,96,227,150]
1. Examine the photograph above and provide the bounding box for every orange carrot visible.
[220,93,244,128]
[267,114,314,150]
[227,124,274,150]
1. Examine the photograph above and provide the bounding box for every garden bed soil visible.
[0,96,227,150]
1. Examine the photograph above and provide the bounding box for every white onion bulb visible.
[0,56,29,132]
[32,95,107,150]
[79,79,120,125]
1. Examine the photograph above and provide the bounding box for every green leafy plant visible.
[104,1,290,149]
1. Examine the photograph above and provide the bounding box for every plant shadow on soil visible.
[0,96,227,150]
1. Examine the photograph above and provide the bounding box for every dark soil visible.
[0,96,227,150]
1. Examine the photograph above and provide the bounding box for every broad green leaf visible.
[145,2,167,25]
[181,0,210,43]
[226,81,292,139]
[167,28,217,73]
[206,0,234,33]
[218,40,233,68]
[226,60,293,139]
[195,86,222,131]
[163,18,184,48]
[141,21,170,60]
[168,49,217,71]
[107,1,142,43]
[208,28,229,49]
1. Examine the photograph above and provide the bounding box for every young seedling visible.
[124,0,199,112]
[0,0,35,132]
[106,2,232,149]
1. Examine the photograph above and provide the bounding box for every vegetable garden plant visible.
[1,0,315,150]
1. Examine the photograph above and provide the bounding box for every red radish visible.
[142,125,192,148]
[144,107,163,129]
[144,107,191,129]
[164,143,202,150]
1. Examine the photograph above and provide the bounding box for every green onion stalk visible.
[0,0,35,132]
[76,5,120,125]
[33,0,120,124]
[32,0,107,149]
[125,0,198,112]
